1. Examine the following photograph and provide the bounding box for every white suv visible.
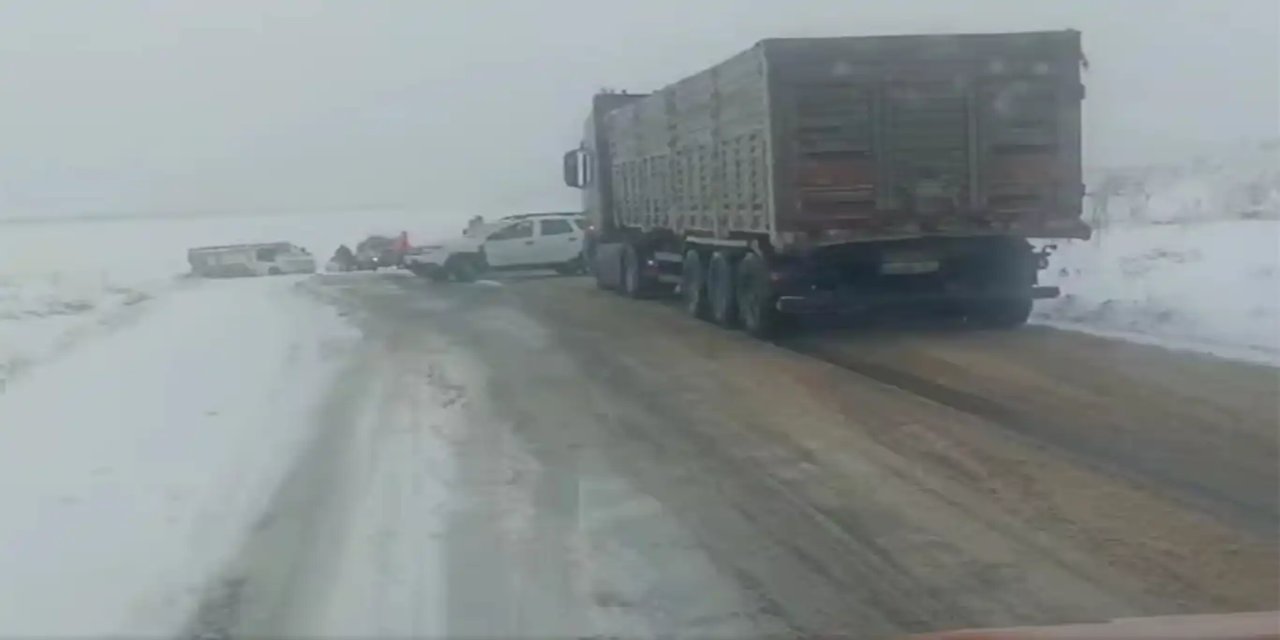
[404,213,586,282]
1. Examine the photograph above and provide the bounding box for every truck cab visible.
[563,92,647,257]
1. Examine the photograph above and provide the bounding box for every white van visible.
[188,242,317,278]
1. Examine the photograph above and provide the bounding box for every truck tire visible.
[621,243,643,298]
[681,249,708,319]
[969,297,1033,328]
[736,252,780,338]
[267,267,282,276]
[707,250,739,327]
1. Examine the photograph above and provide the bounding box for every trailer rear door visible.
[770,32,1087,240]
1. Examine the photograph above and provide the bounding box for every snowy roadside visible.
[0,271,182,388]
[1037,219,1279,364]
[0,276,358,636]
[1035,143,1279,365]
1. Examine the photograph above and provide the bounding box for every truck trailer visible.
[563,31,1090,337]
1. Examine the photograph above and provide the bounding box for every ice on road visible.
[208,276,766,639]
[0,276,356,636]
[0,266,1274,638]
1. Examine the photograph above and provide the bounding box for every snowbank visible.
[0,277,358,635]
[1039,143,1280,364]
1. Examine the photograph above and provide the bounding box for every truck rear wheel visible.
[707,250,739,327]
[736,252,781,338]
[681,249,708,319]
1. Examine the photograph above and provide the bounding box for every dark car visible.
[355,235,398,270]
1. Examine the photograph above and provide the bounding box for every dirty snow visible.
[1038,142,1280,364]
[0,276,358,636]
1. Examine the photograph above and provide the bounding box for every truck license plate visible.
[880,259,940,275]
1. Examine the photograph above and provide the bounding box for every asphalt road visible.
[190,271,1279,639]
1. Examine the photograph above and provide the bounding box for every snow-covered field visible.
[1038,220,1280,363]
[0,210,457,386]
[1037,142,1280,364]
[0,277,359,634]
[0,209,454,634]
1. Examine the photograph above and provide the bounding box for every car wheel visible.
[447,256,478,283]
[707,250,738,327]
[562,254,586,275]
[554,256,580,276]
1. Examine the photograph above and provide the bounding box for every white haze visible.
[0,0,1276,221]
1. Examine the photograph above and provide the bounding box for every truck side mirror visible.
[563,149,583,188]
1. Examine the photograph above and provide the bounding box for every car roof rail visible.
[500,211,583,220]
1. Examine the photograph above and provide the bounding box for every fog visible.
[1,0,1276,219]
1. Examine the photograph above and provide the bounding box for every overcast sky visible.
[1,0,1276,218]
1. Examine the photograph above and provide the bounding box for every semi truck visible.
[563,31,1090,337]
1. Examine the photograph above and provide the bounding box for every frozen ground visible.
[1037,142,1280,364]
[0,276,358,635]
